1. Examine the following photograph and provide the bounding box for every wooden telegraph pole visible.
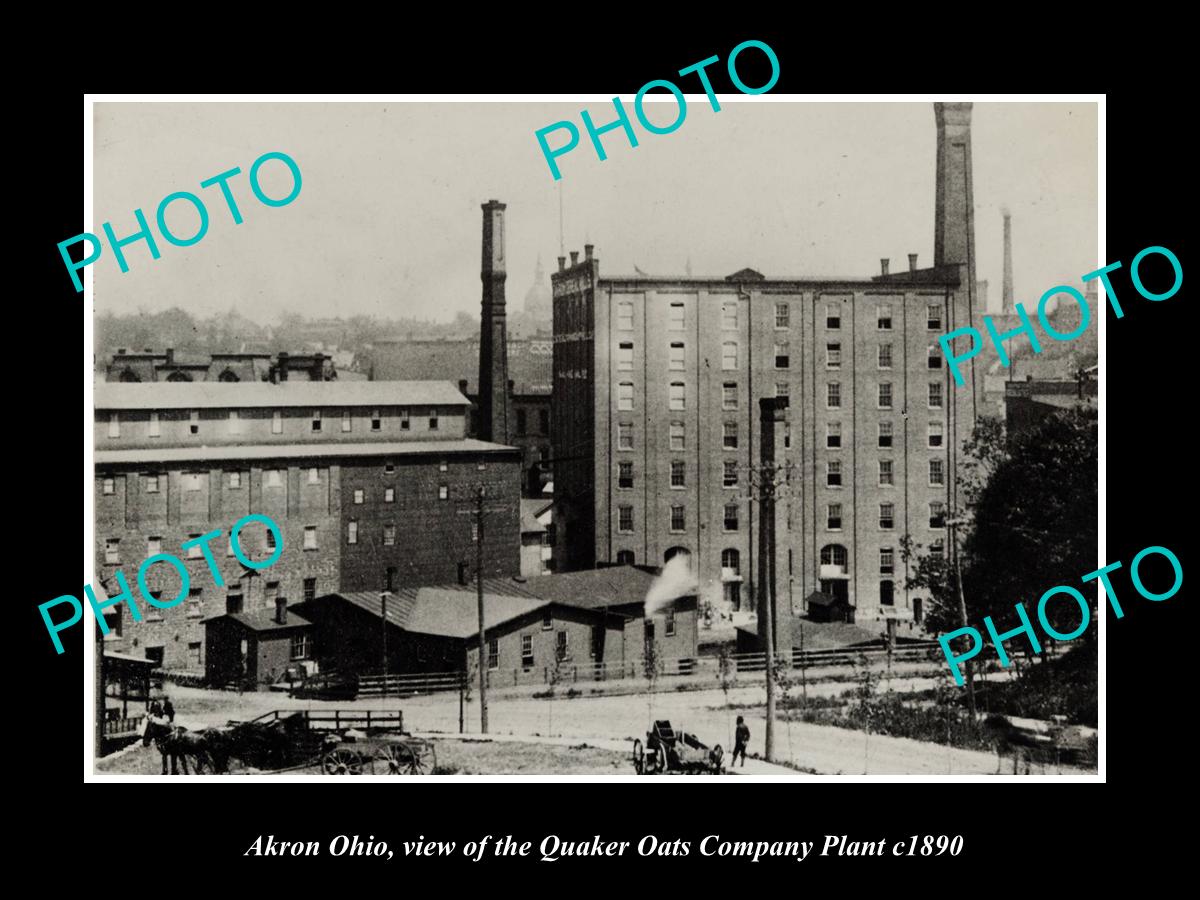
[743,398,795,763]
[475,486,488,734]
[454,480,513,735]
[380,592,389,703]
[946,516,977,720]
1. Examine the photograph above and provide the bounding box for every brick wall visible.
[337,452,522,593]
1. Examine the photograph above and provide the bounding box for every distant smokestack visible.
[584,244,594,261]
[275,598,287,625]
[479,200,511,443]
[1002,208,1014,310]
[557,255,566,272]
[880,258,890,276]
[908,253,918,272]
[569,251,579,266]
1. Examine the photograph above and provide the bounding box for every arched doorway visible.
[118,369,141,383]
[720,548,742,611]
[664,546,691,563]
[166,371,193,382]
[819,543,849,605]
[218,369,240,382]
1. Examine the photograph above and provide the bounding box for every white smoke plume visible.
[644,554,699,617]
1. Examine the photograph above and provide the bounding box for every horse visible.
[144,721,231,774]
[144,720,194,774]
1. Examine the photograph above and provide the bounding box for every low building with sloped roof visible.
[292,564,698,685]
[204,600,314,688]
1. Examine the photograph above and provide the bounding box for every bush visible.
[975,644,1097,726]
[796,691,993,752]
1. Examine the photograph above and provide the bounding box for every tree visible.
[902,409,1098,645]
[716,644,734,709]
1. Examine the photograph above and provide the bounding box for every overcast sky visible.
[93,100,1097,323]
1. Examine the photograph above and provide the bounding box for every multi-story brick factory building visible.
[551,103,982,630]
[93,380,521,671]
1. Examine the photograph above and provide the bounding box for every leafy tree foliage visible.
[903,409,1098,642]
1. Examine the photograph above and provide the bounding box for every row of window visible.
[106,408,441,439]
[823,458,945,488]
[614,500,947,535]
[614,301,944,333]
[99,462,470,497]
[104,524,293,564]
[347,521,397,545]
[615,380,944,412]
[616,340,944,374]
[615,419,943,455]
[825,501,946,530]
[618,505,740,533]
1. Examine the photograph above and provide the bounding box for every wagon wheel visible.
[632,738,645,774]
[375,743,414,775]
[653,744,668,775]
[710,744,725,774]
[322,748,364,775]
[418,741,437,774]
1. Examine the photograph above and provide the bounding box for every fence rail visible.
[104,715,145,738]
[249,708,405,732]
[346,641,944,698]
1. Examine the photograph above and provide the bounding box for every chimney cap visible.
[907,253,919,271]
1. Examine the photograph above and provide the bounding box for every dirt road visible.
[160,676,1091,776]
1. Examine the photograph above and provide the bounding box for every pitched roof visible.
[735,617,881,650]
[309,589,548,640]
[512,565,661,610]
[406,588,549,638]
[204,609,312,632]
[94,380,469,410]
[95,438,519,466]
[367,339,553,396]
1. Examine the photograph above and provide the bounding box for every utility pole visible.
[946,516,977,720]
[454,479,514,735]
[743,398,795,764]
[475,486,488,734]
[380,592,389,703]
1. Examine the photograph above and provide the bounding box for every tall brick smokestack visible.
[933,101,979,433]
[934,102,976,278]
[479,200,511,444]
[1001,207,1014,311]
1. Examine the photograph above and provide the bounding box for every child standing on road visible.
[732,716,750,767]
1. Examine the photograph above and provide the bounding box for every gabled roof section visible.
[94,380,469,411]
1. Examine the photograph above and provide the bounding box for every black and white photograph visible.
[77,95,1104,780]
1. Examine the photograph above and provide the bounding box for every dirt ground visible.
[97,736,631,776]
[141,672,1094,776]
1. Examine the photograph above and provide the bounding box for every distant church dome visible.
[524,255,552,320]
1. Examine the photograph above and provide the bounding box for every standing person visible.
[163,697,176,724]
[732,716,750,768]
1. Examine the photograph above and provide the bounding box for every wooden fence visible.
[350,640,944,698]
[249,708,404,733]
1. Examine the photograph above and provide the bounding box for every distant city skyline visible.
[93,100,1098,325]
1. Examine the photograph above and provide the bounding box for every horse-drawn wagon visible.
[147,708,436,775]
[632,720,724,775]
[240,708,436,775]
